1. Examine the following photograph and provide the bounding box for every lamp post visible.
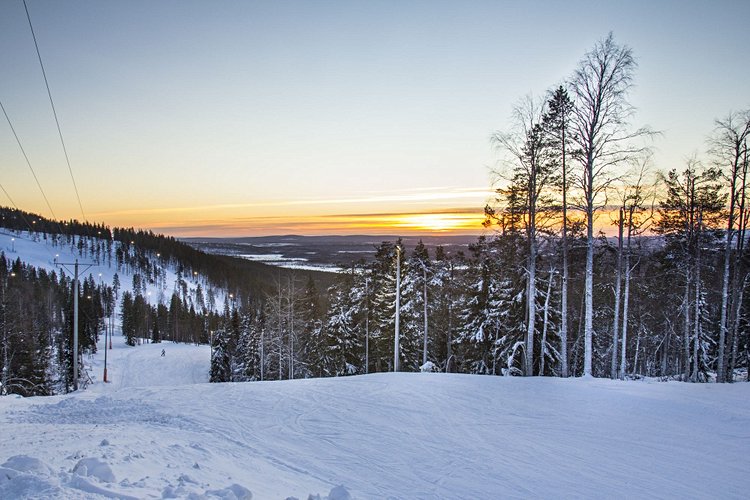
[394,245,401,372]
[99,273,108,383]
[57,259,93,391]
[73,261,79,389]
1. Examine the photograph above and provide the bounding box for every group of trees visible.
[0,207,274,395]
[208,34,749,383]
[484,33,749,381]
[3,34,748,396]
[0,254,105,396]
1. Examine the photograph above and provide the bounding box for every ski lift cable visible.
[0,180,65,263]
[23,0,87,223]
[1,98,61,224]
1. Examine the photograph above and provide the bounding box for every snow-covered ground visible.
[0,229,226,310]
[1,337,749,499]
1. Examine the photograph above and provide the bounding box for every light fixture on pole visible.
[99,273,108,383]
[56,259,94,391]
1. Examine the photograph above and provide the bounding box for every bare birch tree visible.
[569,33,652,376]
[710,110,750,382]
[616,162,656,379]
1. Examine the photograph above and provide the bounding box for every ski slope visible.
[0,229,227,312]
[1,337,749,499]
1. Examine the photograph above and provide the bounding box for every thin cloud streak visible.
[91,187,494,218]
[148,206,486,237]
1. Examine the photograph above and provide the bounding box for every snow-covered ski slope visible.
[2,339,749,499]
[0,229,227,311]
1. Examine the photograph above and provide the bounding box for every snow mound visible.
[306,485,352,500]
[0,455,61,499]
[0,455,135,499]
[0,470,63,499]
[2,455,52,475]
[162,481,252,499]
[72,457,116,483]
[68,474,139,499]
[419,361,438,372]
[326,485,352,500]
[205,483,253,499]
[19,395,185,426]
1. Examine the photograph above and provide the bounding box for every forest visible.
[209,34,750,385]
[1,34,749,397]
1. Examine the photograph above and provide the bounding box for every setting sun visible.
[395,213,482,233]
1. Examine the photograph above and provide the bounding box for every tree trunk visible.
[540,269,555,376]
[422,267,428,366]
[560,121,569,378]
[661,328,670,376]
[729,162,748,380]
[612,208,624,379]
[633,323,641,377]
[526,241,537,376]
[692,215,703,382]
[289,277,295,380]
[584,200,594,377]
[718,234,732,383]
[682,267,691,382]
[526,161,538,377]
[729,275,746,379]
[718,171,738,383]
[620,220,633,380]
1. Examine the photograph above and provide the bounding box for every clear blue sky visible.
[1,0,748,235]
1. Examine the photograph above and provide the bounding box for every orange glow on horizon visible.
[86,205,650,238]
[78,187,494,237]
[125,209,488,238]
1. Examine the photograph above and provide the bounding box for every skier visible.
[161,349,165,357]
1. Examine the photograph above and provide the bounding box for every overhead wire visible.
[0,180,61,264]
[0,98,60,223]
[22,0,87,222]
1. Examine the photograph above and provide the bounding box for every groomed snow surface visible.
[1,338,749,499]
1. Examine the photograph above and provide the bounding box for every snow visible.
[238,253,307,262]
[419,361,438,372]
[1,337,749,498]
[72,458,116,483]
[238,253,342,273]
[0,229,227,310]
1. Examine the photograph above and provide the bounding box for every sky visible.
[1,0,748,237]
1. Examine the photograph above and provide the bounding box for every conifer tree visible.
[322,276,362,376]
[209,325,231,383]
[543,85,575,377]
[656,163,723,381]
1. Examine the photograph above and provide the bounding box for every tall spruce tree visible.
[543,85,575,377]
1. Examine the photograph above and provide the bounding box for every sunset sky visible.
[1,0,748,237]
